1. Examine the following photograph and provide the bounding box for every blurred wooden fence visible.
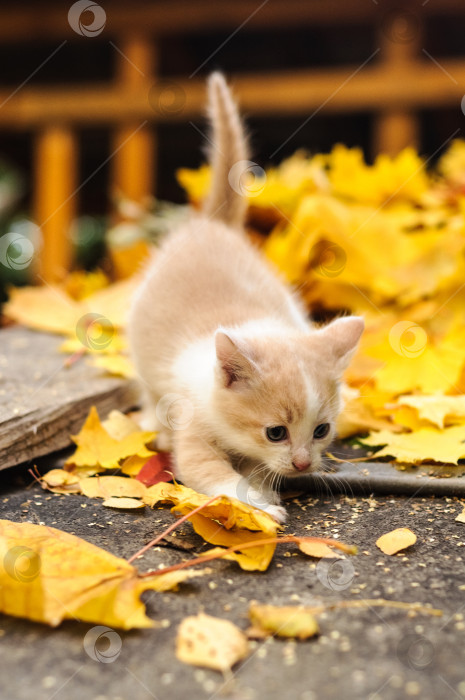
[0,0,464,281]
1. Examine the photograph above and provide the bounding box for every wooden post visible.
[34,126,78,282]
[111,36,156,202]
[374,10,422,156]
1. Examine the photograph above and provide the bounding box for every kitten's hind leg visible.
[174,426,287,523]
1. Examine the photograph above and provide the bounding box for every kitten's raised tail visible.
[202,72,249,229]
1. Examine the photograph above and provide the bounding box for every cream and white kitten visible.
[127,73,364,523]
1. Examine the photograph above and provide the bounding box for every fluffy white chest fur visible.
[127,73,364,523]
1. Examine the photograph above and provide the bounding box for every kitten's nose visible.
[292,458,311,472]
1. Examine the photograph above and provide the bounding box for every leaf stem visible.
[127,494,220,564]
[138,535,355,578]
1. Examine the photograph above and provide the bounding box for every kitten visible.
[127,72,364,523]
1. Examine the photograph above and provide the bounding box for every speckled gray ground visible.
[2,462,465,700]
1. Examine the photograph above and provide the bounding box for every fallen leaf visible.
[79,475,147,500]
[176,613,249,671]
[0,519,205,629]
[144,483,278,571]
[64,269,109,300]
[395,394,465,430]
[172,495,278,572]
[455,507,465,523]
[361,426,465,465]
[376,528,417,555]
[40,469,82,494]
[89,354,135,378]
[101,410,142,440]
[297,540,343,559]
[135,453,174,486]
[144,481,198,507]
[4,285,82,335]
[121,454,149,477]
[248,603,319,640]
[67,406,156,470]
[102,497,146,509]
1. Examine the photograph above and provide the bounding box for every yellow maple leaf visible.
[5,274,139,339]
[60,332,127,355]
[64,269,109,300]
[67,406,156,470]
[327,144,429,206]
[337,390,402,438]
[361,425,465,465]
[394,394,465,430]
[0,519,205,629]
[121,454,150,477]
[4,285,82,335]
[101,410,142,440]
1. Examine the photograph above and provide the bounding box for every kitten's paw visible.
[263,504,287,524]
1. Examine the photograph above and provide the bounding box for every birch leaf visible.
[376,528,417,555]
[297,540,343,559]
[176,613,249,671]
[102,497,146,509]
[248,603,319,640]
[80,475,147,500]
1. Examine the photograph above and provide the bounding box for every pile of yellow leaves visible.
[180,140,465,467]
[6,142,465,466]
[4,269,137,378]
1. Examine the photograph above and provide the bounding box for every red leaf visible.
[136,453,174,486]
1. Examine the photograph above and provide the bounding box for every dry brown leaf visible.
[248,603,319,640]
[176,613,249,671]
[376,528,417,555]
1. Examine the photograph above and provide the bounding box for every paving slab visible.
[0,326,138,470]
[1,464,465,700]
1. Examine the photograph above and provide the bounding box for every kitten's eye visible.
[313,423,330,439]
[266,426,288,442]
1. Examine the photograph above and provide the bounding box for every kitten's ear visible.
[315,316,364,375]
[215,330,256,388]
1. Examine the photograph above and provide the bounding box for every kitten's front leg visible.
[137,386,173,451]
[174,427,287,523]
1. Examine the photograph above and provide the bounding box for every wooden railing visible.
[1,0,464,282]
